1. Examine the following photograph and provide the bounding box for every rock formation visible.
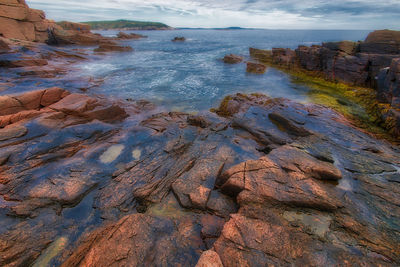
[246,62,267,74]
[250,29,400,136]
[0,0,53,42]
[223,54,243,64]
[0,90,399,266]
[117,31,147,39]
[94,44,133,53]
[172,36,186,42]
[0,0,116,45]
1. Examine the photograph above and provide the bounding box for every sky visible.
[26,0,400,30]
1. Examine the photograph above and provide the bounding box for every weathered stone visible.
[0,95,23,115]
[26,8,45,22]
[246,62,267,74]
[62,214,205,267]
[196,250,223,267]
[322,41,358,55]
[0,3,28,20]
[0,124,27,141]
[41,87,68,107]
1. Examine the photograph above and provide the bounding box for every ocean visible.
[70,29,370,111]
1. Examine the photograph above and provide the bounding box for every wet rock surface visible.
[223,54,243,64]
[246,62,267,74]
[250,29,400,136]
[94,44,133,53]
[0,91,399,266]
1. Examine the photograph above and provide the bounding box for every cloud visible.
[26,0,400,29]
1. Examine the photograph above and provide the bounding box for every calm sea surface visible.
[74,29,370,111]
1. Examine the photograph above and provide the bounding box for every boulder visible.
[322,41,358,55]
[365,30,400,44]
[94,44,133,53]
[196,250,223,267]
[246,62,267,74]
[172,36,186,42]
[361,30,400,54]
[223,54,243,64]
[26,8,45,22]
[49,93,127,122]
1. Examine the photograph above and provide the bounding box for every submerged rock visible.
[172,36,186,42]
[223,54,243,64]
[94,44,133,53]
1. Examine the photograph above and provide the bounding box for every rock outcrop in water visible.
[246,62,267,74]
[250,30,400,136]
[172,36,186,42]
[223,54,243,64]
[94,44,133,53]
[117,31,147,39]
[0,90,399,266]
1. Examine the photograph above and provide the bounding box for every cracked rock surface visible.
[0,92,399,266]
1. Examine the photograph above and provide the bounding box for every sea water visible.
[73,29,370,111]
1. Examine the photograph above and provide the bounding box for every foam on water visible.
[73,29,370,111]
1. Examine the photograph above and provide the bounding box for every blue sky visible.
[27,0,400,29]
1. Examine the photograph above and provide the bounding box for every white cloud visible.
[26,0,400,29]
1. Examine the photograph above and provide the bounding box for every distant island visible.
[82,20,173,30]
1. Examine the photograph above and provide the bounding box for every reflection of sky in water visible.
[73,29,369,111]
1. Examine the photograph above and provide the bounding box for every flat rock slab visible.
[0,92,399,266]
[0,124,27,141]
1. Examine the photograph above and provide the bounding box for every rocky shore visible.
[249,30,400,137]
[1,90,400,266]
[0,1,400,266]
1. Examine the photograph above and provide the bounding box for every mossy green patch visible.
[210,95,233,117]
[251,51,398,142]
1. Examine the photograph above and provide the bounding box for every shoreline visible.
[1,2,400,266]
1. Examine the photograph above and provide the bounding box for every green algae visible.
[210,95,233,117]
[250,51,399,142]
[32,236,68,267]
[147,193,189,219]
[283,211,332,239]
